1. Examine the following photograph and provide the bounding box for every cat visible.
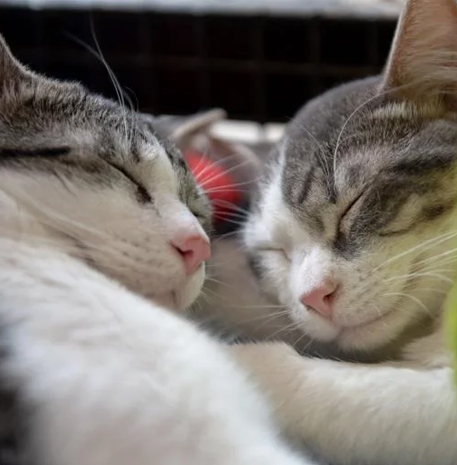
[0,35,317,465]
[201,0,457,463]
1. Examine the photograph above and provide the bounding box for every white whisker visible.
[373,231,457,272]
[383,291,431,316]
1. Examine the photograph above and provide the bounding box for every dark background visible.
[0,6,397,123]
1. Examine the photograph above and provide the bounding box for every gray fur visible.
[248,77,457,264]
[281,76,457,258]
[0,34,211,465]
[0,35,210,233]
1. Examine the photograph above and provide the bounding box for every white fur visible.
[0,239,307,465]
[0,165,314,464]
[230,339,457,465]
[0,163,205,311]
[0,32,316,465]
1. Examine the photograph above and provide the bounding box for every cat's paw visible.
[229,342,298,368]
[227,342,320,435]
[228,342,307,399]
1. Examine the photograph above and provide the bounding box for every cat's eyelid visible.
[0,146,71,158]
[255,243,291,259]
[254,241,280,251]
[337,190,366,235]
[257,246,282,252]
[378,228,411,237]
[192,210,206,222]
[106,161,152,203]
[339,190,365,221]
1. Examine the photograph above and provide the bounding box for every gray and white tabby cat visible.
[0,36,315,465]
[205,0,457,463]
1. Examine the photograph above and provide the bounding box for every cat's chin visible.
[176,264,206,310]
[297,307,401,352]
[152,264,206,312]
[335,311,395,351]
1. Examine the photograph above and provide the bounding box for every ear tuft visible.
[0,34,29,91]
[381,0,457,107]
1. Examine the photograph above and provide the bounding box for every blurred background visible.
[0,0,404,124]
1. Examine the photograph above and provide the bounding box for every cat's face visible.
[244,0,457,355]
[245,77,457,353]
[0,37,211,311]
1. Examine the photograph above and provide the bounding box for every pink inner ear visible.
[381,0,457,101]
[184,151,242,224]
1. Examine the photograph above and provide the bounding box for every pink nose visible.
[171,234,211,275]
[300,277,338,320]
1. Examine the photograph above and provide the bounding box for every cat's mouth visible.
[151,264,206,311]
[304,302,396,336]
[337,306,396,330]
[334,307,398,349]
[338,309,394,333]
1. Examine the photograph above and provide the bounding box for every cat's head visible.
[244,0,457,354]
[0,35,211,311]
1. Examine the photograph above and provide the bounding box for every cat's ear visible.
[381,0,457,106]
[152,109,227,142]
[0,34,29,90]
[157,109,262,184]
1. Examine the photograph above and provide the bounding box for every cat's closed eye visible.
[106,161,152,204]
[377,227,412,237]
[337,191,365,235]
[186,195,209,226]
[256,245,290,261]
[192,210,207,225]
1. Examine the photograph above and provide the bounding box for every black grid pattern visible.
[0,7,397,122]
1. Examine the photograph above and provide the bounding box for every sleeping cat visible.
[0,35,315,465]
[203,0,457,463]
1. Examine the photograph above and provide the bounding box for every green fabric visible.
[444,210,457,386]
[446,274,457,385]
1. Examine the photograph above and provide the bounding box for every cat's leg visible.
[0,245,315,465]
[230,342,457,465]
